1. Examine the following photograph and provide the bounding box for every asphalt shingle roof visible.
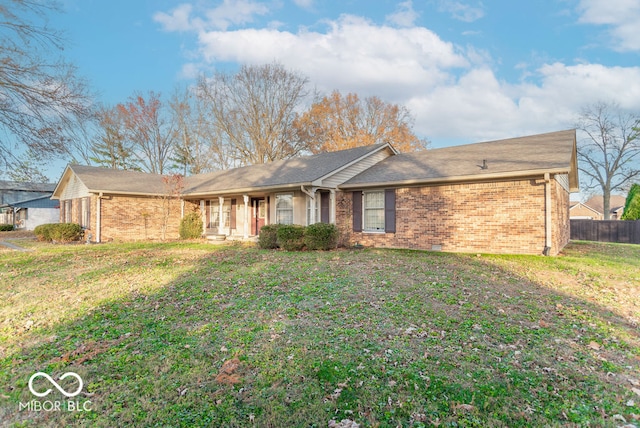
[61,144,389,196]
[183,143,388,195]
[66,165,170,195]
[342,130,577,188]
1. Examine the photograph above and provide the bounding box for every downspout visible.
[96,192,103,243]
[300,185,314,198]
[544,173,552,256]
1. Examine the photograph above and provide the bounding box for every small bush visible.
[34,223,82,243]
[304,223,338,250]
[34,223,53,241]
[276,224,305,251]
[179,212,203,239]
[0,224,13,231]
[258,224,282,249]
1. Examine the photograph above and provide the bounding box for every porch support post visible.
[200,200,205,236]
[330,189,336,224]
[218,196,224,234]
[309,188,317,225]
[96,193,103,243]
[243,194,249,239]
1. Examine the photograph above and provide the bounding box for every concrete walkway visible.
[0,239,32,252]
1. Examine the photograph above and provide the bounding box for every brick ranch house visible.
[51,129,579,255]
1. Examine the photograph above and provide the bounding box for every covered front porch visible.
[192,187,337,241]
[198,194,267,241]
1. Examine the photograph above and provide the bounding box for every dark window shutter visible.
[230,199,237,229]
[385,189,396,233]
[353,191,362,232]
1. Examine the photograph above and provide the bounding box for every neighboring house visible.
[0,180,58,229]
[570,195,627,220]
[51,129,579,255]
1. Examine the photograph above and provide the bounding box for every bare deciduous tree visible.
[196,63,310,166]
[576,101,640,219]
[169,86,225,175]
[117,91,175,174]
[91,105,138,170]
[0,0,93,175]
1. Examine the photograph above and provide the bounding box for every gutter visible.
[338,168,571,190]
[184,182,314,198]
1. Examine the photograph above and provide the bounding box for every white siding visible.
[24,208,60,230]
[555,174,570,192]
[321,149,393,188]
[60,174,90,200]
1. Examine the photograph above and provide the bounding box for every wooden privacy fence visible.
[570,219,640,244]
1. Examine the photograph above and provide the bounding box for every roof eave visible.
[182,182,314,198]
[339,168,574,190]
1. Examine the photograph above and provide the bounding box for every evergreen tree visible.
[621,183,640,220]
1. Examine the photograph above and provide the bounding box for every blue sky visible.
[49,0,639,161]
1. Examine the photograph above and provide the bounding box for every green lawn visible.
[0,239,638,427]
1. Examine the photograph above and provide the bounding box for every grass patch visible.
[1,241,639,427]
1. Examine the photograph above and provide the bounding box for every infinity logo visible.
[28,372,83,398]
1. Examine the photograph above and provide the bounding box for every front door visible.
[251,198,266,235]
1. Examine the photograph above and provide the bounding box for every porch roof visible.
[341,130,579,191]
[182,143,391,196]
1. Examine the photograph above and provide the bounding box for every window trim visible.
[80,197,91,228]
[276,193,294,225]
[363,190,385,232]
[306,193,319,225]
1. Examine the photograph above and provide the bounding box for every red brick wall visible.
[97,194,183,242]
[337,177,570,255]
[552,179,571,254]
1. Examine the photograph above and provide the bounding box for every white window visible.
[81,197,90,228]
[306,194,319,225]
[210,200,231,228]
[276,193,294,225]
[363,191,385,232]
[64,200,72,223]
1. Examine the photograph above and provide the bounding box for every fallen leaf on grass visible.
[328,419,359,428]
[454,403,476,412]
[587,341,601,350]
[215,357,242,385]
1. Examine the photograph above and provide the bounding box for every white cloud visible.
[153,0,270,32]
[577,0,640,51]
[437,0,485,23]
[196,14,468,100]
[205,0,270,30]
[154,4,194,32]
[386,1,419,28]
[408,62,640,141]
[155,4,640,146]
